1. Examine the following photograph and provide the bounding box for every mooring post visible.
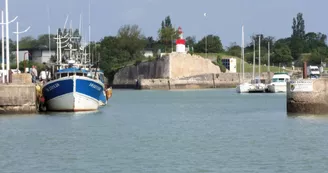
[303,61,307,79]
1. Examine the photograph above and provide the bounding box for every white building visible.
[143,49,153,57]
[222,58,237,73]
[16,48,56,64]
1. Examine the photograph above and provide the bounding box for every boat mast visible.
[252,39,255,80]
[69,20,73,61]
[56,29,59,64]
[47,5,51,57]
[88,0,91,65]
[242,25,244,82]
[268,42,270,72]
[258,35,261,83]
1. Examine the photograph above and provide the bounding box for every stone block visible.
[0,84,36,114]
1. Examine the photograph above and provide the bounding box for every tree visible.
[275,37,291,47]
[145,36,155,49]
[19,36,37,49]
[117,24,147,60]
[157,16,178,52]
[35,34,57,49]
[290,12,305,59]
[272,43,293,65]
[185,36,196,47]
[226,42,241,57]
[194,35,224,53]
[303,32,327,53]
[99,36,131,82]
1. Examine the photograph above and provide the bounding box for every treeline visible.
[226,13,327,67]
[10,12,328,80]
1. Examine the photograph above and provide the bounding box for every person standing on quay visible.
[31,65,38,83]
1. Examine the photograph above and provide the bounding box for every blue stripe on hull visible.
[99,91,107,105]
[43,79,73,101]
[75,78,103,100]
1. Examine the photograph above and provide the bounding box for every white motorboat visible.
[267,72,290,93]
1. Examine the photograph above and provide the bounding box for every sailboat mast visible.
[242,25,245,81]
[252,39,255,80]
[268,42,270,72]
[258,35,261,82]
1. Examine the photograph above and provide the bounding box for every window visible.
[76,73,84,76]
[272,78,287,82]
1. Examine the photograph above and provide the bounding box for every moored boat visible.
[267,72,290,93]
[43,65,104,112]
[236,82,252,93]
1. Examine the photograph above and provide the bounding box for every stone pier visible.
[0,73,37,114]
[287,78,328,115]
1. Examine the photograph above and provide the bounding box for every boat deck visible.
[248,83,267,93]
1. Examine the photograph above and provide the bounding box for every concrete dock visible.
[287,62,328,115]
[0,73,37,114]
[287,78,328,115]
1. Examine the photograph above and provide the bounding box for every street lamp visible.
[0,7,17,83]
[5,0,18,82]
[13,21,30,71]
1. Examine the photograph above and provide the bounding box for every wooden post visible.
[303,61,307,79]
[212,73,216,88]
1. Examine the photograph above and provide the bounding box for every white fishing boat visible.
[42,15,105,111]
[43,63,105,111]
[267,72,290,93]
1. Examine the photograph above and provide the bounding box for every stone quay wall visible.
[0,73,36,114]
[287,78,328,115]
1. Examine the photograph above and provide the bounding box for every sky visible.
[5,0,327,48]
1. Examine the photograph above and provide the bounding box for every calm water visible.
[1,89,328,173]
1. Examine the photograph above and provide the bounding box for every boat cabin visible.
[270,72,290,83]
[54,66,105,83]
[55,67,89,79]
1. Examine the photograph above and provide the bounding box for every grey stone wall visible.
[0,84,36,114]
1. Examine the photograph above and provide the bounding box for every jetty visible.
[287,62,328,115]
[0,73,37,114]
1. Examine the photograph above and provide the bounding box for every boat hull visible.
[98,90,107,106]
[267,84,286,93]
[42,76,104,112]
[248,83,266,93]
[236,83,251,93]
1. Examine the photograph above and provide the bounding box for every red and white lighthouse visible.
[176,26,186,53]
